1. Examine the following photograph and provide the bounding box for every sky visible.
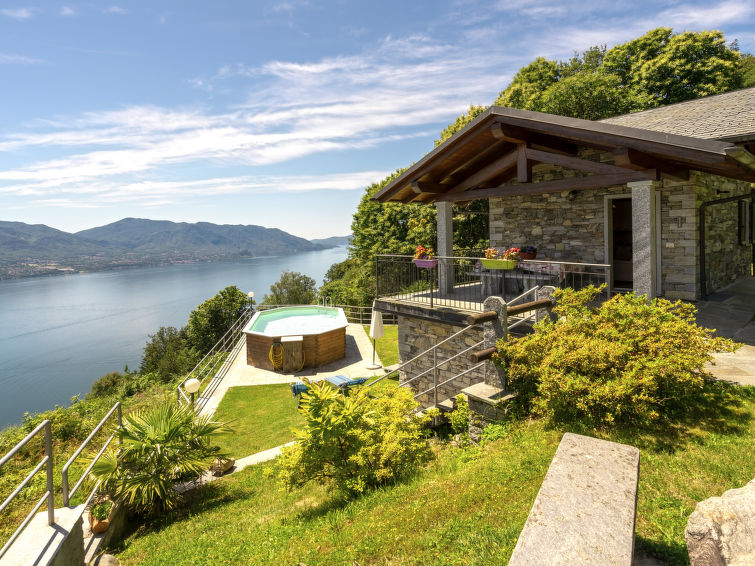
[1,1,753,239]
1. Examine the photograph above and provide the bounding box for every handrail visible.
[365,322,481,388]
[0,419,54,559]
[415,362,486,398]
[177,307,254,406]
[61,402,122,507]
[400,340,484,387]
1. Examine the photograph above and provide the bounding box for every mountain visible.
[0,221,111,260]
[309,235,352,247]
[76,218,323,256]
[0,218,328,279]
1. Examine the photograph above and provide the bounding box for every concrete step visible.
[436,398,455,412]
[461,381,517,407]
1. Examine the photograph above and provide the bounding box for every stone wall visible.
[695,173,753,296]
[397,315,485,408]
[489,156,627,264]
[487,149,753,300]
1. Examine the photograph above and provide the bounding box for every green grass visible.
[113,383,755,565]
[211,384,304,458]
[115,421,561,566]
[363,324,399,367]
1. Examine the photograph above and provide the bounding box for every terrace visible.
[374,253,610,323]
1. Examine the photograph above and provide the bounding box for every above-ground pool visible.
[243,306,348,371]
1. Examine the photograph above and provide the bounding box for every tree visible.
[538,72,653,121]
[741,53,755,87]
[497,57,560,110]
[140,326,197,382]
[603,28,741,104]
[495,28,744,120]
[262,270,317,305]
[276,382,432,497]
[90,402,231,514]
[187,286,248,354]
[435,104,488,146]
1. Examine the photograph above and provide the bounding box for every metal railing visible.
[367,321,484,406]
[177,307,254,410]
[376,254,611,311]
[0,420,54,559]
[258,303,397,325]
[61,402,122,507]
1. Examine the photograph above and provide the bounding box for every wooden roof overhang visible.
[373,106,755,205]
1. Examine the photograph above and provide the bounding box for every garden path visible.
[697,276,755,386]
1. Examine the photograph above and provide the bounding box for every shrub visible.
[90,402,231,514]
[449,394,470,436]
[89,371,128,398]
[276,382,432,497]
[494,286,737,426]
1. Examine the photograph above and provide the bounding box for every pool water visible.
[245,306,348,337]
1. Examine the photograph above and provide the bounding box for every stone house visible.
[372,87,755,409]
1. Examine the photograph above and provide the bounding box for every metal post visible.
[44,420,54,525]
[433,348,438,408]
[430,267,434,308]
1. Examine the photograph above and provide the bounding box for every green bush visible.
[90,402,231,514]
[495,286,737,426]
[89,371,128,398]
[276,382,432,497]
[449,394,470,436]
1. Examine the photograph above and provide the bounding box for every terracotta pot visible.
[413,258,438,269]
[481,258,517,270]
[89,511,110,534]
[520,252,537,260]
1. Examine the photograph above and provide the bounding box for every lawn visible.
[211,384,304,458]
[114,382,755,566]
[363,323,398,367]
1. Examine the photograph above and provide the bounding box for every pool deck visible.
[199,323,384,417]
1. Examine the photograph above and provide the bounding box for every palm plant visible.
[90,401,232,514]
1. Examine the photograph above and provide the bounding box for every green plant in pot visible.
[88,497,113,534]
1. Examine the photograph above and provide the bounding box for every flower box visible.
[481,258,517,270]
[414,258,438,269]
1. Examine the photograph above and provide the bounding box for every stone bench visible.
[508,432,640,566]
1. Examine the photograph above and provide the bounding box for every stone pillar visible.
[436,202,454,295]
[629,180,661,299]
[482,296,507,389]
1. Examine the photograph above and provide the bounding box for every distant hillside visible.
[0,218,328,279]
[309,235,352,247]
[0,221,111,260]
[77,218,322,256]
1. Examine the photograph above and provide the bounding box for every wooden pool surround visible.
[245,326,346,371]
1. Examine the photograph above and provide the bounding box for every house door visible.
[610,198,633,290]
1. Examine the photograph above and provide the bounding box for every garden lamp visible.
[184,378,201,407]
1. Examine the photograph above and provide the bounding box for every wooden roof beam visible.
[437,169,658,202]
[446,149,518,194]
[613,148,690,180]
[525,147,633,176]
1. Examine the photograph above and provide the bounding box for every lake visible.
[0,246,348,429]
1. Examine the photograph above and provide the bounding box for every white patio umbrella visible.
[367,304,384,370]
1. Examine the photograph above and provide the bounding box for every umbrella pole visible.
[366,336,381,370]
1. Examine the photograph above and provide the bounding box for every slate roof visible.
[601,87,755,143]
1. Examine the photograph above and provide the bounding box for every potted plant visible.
[520,245,537,260]
[88,497,113,534]
[413,245,437,268]
[481,247,519,270]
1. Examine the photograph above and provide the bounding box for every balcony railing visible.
[376,254,611,312]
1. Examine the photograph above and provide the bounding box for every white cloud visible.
[659,0,753,28]
[60,6,75,16]
[0,7,34,20]
[104,5,127,15]
[0,52,44,64]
